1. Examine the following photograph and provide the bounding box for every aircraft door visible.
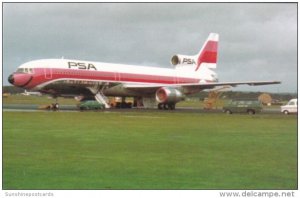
[175,71,179,84]
[44,68,52,79]
[115,72,120,82]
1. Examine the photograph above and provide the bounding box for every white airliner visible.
[8,33,280,109]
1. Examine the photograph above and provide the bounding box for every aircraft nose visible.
[8,74,14,84]
[8,73,33,88]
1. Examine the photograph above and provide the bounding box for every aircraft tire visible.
[163,103,169,110]
[169,103,175,110]
[158,103,164,110]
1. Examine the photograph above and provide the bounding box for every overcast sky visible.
[3,3,297,92]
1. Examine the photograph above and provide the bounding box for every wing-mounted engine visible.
[170,54,197,66]
[155,87,185,104]
[155,87,185,110]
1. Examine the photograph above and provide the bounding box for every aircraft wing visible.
[179,80,281,89]
[124,81,281,92]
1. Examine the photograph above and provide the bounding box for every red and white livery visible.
[8,33,280,109]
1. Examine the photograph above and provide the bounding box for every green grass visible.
[3,111,297,189]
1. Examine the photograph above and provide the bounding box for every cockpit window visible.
[17,68,24,73]
[16,68,34,74]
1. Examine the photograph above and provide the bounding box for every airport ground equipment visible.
[281,99,297,115]
[203,86,231,109]
[77,100,105,110]
[223,100,263,115]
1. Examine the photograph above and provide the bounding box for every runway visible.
[3,104,77,112]
[3,104,282,114]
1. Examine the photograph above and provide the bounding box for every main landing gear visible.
[158,103,176,110]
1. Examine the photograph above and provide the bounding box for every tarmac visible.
[3,104,281,114]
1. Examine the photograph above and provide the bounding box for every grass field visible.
[3,111,297,190]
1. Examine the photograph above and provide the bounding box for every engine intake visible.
[156,87,185,103]
[171,55,180,65]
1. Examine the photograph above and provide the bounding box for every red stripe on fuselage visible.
[24,68,201,89]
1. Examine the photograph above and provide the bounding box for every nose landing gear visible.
[48,97,59,111]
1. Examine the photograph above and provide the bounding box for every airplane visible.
[21,89,42,96]
[7,33,280,110]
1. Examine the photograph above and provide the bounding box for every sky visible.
[2,3,297,93]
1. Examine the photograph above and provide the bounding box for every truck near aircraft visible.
[281,99,297,115]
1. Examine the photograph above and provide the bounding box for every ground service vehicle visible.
[223,100,263,114]
[78,100,105,110]
[281,99,297,115]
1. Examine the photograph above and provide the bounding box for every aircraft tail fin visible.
[195,33,219,71]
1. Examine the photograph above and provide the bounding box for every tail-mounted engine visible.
[155,87,185,104]
[170,55,197,66]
